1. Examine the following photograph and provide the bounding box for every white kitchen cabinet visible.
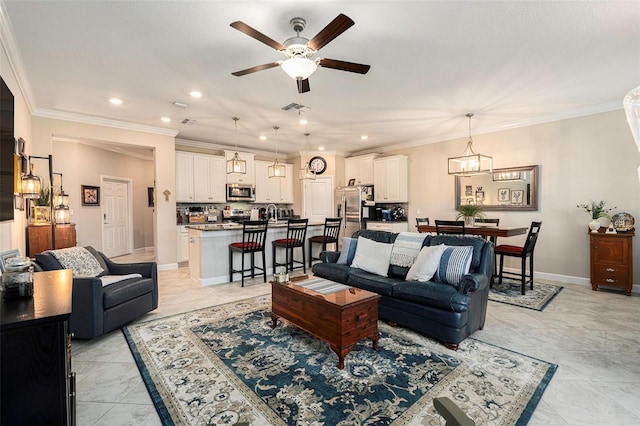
[345,153,378,185]
[176,152,226,203]
[177,225,189,262]
[374,155,408,202]
[366,221,408,232]
[255,161,294,203]
[176,151,195,202]
[225,150,255,184]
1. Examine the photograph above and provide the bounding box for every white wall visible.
[52,140,154,250]
[384,109,640,285]
[30,116,177,269]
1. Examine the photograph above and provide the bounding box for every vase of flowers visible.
[577,201,615,233]
[456,204,485,227]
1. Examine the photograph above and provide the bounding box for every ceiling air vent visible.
[181,118,197,125]
[281,102,310,112]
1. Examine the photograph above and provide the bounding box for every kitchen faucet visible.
[266,204,278,223]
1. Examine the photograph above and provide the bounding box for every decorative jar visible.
[588,219,601,233]
[1,257,34,299]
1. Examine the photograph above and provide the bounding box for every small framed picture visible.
[498,188,510,202]
[81,185,100,206]
[348,178,356,186]
[510,190,524,205]
[465,185,472,196]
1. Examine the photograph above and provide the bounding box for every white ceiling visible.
[2,1,639,157]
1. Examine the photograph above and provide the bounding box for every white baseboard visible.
[502,267,638,294]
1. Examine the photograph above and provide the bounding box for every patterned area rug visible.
[123,295,556,425]
[489,280,563,311]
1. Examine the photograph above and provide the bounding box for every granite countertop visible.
[186,221,324,231]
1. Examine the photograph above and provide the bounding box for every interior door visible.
[102,177,131,257]
[303,176,334,223]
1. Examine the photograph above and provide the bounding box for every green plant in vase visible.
[455,203,485,226]
[577,200,616,232]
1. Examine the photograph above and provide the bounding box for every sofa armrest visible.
[320,251,340,263]
[457,273,489,294]
[101,256,158,309]
[70,277,104,339]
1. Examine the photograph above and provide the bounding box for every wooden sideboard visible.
[0,270,76,425]
[589,230,634,296]
[27,224,76,257]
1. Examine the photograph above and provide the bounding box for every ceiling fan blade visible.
[318,58,371,74]
[297,78,310,93]
[231,62,280,76]
[230,21,285,51]
[307,14,354,51]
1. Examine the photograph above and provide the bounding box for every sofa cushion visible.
[45,246,104,278]
[429,236,485,270]
[350,237,393,277]
[336,237,358,265]
[434,246,474,285]
[103,277,155,309]
[347,269,403,296]
[35,252,63,271]
[393,281,470,313]
[352,230,398,244]
[406,244,446,282]
[312,262,351,284]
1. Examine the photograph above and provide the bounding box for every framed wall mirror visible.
[455,165,539,211]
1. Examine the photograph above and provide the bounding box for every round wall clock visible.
[309,156,327,174]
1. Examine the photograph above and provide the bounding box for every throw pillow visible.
[350,237,393,277]
[47,246,104,278]
[336,237,358,265]
[406,244,446,282]
[434,245,474,285]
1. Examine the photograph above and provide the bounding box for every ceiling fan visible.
[230,14,371,93]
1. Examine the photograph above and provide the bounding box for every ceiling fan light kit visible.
[448,113,493,176]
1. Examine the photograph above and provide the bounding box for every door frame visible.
[101,175,134,256]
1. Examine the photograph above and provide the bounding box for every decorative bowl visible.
[611,212,635,232]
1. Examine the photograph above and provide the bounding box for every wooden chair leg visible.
[520,256,526,295]
[302,245,306,273]
[498,254,505,284]
[308,240,313,268]
[261,249,267,282]
[272,244,277,274]
[530,255,534,290]
[241,252,245,287]
[229,248,233,283]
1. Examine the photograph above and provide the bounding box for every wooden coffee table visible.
[270,276,380,369]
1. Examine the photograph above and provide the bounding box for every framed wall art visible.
[81,185,100,206]
[510,189,524,205]
[498,188,510,202]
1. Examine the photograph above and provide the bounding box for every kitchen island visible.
[187,222,325,286]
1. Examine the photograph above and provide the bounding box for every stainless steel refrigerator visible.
[335,185,374,243]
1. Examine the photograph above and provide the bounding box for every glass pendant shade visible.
[226,152,247,174]
[268,159,286,178]
[448,113,493,176]
[299,163,316,180]
[54,190,69,207]
[21,163,41,199]
[54,204,70,224]
[281,57,317,80]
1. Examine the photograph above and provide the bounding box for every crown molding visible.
[34,108,179,137]
[0,1,36,113]
[350,101,624,156]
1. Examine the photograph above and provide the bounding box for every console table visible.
[0,269,76,425]
[27,223,76,258]
[589,230,634,296]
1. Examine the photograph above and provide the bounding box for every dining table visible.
[416,224,529,238]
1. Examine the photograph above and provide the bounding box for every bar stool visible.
[228,220,269,287]
[495,221,542,295]
[416,217,430,227]
[308,217,342,267]
[273,218,308,274]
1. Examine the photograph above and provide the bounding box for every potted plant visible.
[32,182,51,225]
[456,203,485,226]
[577,201,615,232]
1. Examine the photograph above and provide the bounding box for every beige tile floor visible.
[72,252,640,425]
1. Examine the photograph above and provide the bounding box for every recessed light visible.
[109,98,123,105]
[318,146,325,151]
[161,117,171,123]
[299,118,308,125]
[361,135,368,140]
[259,135,267,141]
[190,91,202,98]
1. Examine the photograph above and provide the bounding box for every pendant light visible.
[448,113,493,176]
[53,172,70,224]
[227,117,247,174]
[268,126,286,178]
[299,132,316,180]
[21,162,41,199]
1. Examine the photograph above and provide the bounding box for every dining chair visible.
[495,221,542,295]
[435,220,465,235]
[308,217,342,267]
[415,217,430,227]
[229,220,269,287]
[475,218,500,282]
[273,218,309,274]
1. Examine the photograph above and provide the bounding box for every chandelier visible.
[299,132,316,180]
[448,113,493,176]
[226,117,246,174]
[268,126,286,178]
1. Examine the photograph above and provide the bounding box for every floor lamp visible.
[21,154,55,250]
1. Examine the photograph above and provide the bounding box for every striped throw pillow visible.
[434,246,474,285]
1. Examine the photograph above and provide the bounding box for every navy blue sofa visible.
[312,230,493,349]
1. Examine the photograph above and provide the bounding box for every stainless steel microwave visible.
[226,184,255,202]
